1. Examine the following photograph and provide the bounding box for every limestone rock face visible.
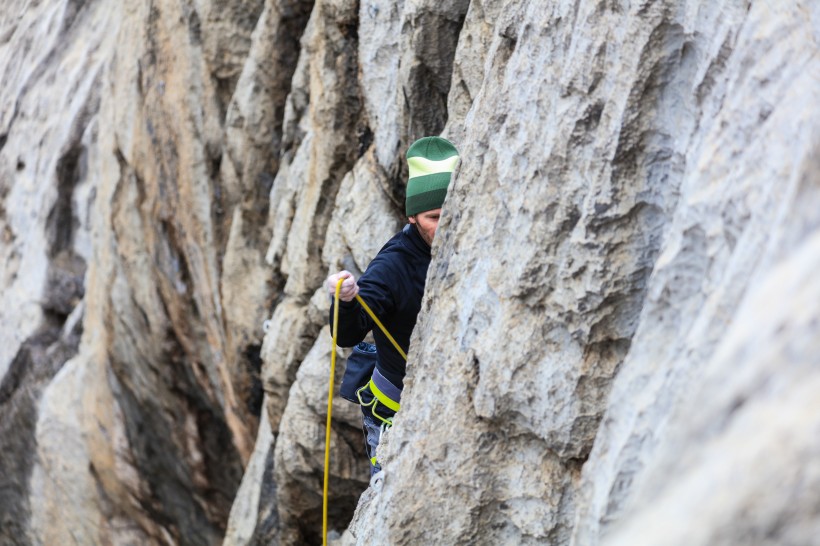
[2,0,276,543]
[344,0,820,544]
[1,0,818,545]
[573,3,820,544]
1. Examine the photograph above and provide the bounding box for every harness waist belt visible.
[369,368,402,412]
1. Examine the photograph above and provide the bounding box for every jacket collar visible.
[403,223,431,257]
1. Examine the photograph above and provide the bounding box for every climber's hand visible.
[326,270,359,302]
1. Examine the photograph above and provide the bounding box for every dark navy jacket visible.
[330,223,431,389]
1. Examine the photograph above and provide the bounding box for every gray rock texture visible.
[575,3,820,544]
[0,0,818,544]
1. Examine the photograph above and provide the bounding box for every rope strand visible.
[354,294,408,360]
[323,278,343,546]
[324,282,406,545]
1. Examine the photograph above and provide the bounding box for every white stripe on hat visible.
[407,155,459,179]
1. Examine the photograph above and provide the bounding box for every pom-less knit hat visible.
[405,136,459,216]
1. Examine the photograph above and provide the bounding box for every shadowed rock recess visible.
[0,0,817,544]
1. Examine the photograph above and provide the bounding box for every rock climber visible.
[325,136,459,477]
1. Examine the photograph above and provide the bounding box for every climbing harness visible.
[356,384,394,425]
[323,278,406,545]
[370,467,385,491]
[355,367,401,425]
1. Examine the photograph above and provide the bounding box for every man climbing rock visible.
[326,136,459,477]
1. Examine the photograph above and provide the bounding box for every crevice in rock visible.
[570,101,606,148]
[47,144,84,258]
[612,21,685,184]
[243,343,264,417]
[695,25,736,107]
[44,140,88,323]
[115,381,211,545]
[208,0,268,120]
[403,2,470,140]
[187,5,202,45]
[356,124,373,159]
[0,311,83,546]
[157,218,193,298]
[109,133,247,536]
[43,250,86,321]
[248,444,280,545]
[211,0,316,271]
[111,324,244,546]
[60,0,89,37]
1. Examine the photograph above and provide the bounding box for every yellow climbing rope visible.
[353,294,407,360]
[323,278,342,546]
[323,277,407,545]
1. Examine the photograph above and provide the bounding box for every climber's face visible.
[409,208,441,247]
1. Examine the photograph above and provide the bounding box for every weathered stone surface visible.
[0,0,107,541]
[346,0,820,545]
[1,0,288,542]
[349,0,688,541]
[573,3,820,544]
[1,0,818,544]
[262,295,323,432]
[219,0,315,432]
[604,228,820,546]
[273,329,367,545]
[223,394,278,546]
[1,306,84,544]
[260,0,364,431]
[324,150,404,274]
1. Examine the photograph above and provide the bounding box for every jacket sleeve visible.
[328,256,396,347]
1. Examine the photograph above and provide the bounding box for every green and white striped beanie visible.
[405,136,459,216]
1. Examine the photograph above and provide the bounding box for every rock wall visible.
[0,0,818,545]
[344,0,820,544]
[1,0,277,543]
